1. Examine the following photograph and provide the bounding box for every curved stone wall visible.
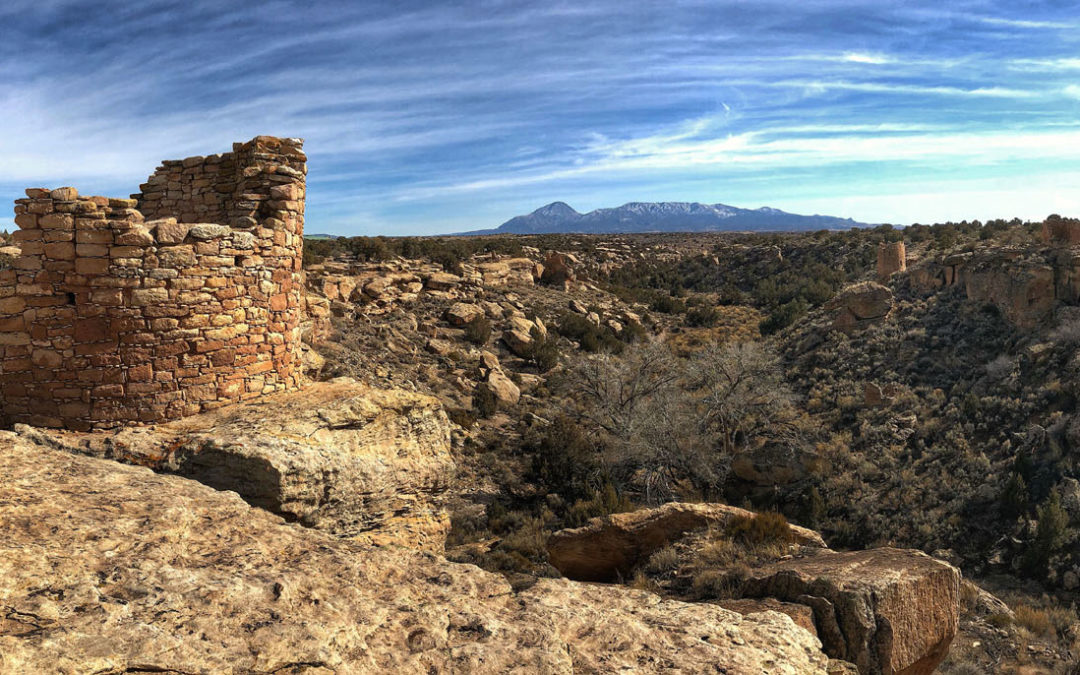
[0,136,306,430]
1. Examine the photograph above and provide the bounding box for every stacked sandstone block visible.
[0,136,306,430]
[876,241,907,281]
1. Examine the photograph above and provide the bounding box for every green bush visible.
[685,305,720,328]
[649,293,687,315]
[529,415,598,500]
[557,312,625,354]
[473,385,497,418]
[522,325,559,372]
[565,483,633,527]
[1024,491,1070,574]
[999,472,1028,518]
[759,299,808,335]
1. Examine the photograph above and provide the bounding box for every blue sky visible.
[3,0,1080,235]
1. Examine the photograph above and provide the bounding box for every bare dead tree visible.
[687,341,803,465]
[558,339,803,504]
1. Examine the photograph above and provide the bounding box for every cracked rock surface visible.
[15,377,453,552]
[0,435,831,674]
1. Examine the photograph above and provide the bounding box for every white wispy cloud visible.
[396,120,1080,202]
[769,80,1040,99]
[841,52,892,65]
[1011,58,1080,72]
[3,0,1080,232]
[973,16,1074,30]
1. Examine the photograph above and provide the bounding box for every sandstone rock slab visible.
[444,302,484,326]
[17,378,453,551]
[737,548,960,675]
[547,502,826,582]
[827,281,893,333]
[479,370,520,407]
[0,437,832,674]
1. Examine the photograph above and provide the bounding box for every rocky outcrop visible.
[718,598,819,637]
[737,548,960,675]
[424,271,462,291]
[16,378,453,551]
[547,502,826,582]
[864,382,900,407]
[476,258,539,287]
[908,245,1076,328]
[0,438,832,674]
[301,290,333,345]
[962,261,1055,329]
[827,282,893,333]
[548,505,960,675]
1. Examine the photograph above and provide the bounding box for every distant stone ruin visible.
[1,136,306,430]
[1040,214,1080,245]
[876,241,906,281]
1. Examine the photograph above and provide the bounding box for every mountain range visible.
[462,201,872,235]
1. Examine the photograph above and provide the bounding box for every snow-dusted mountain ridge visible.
[463,201,872,234]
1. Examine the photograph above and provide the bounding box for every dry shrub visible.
[959,579,980,613]
[985,612,1013,629]
[726,511,793,547]
[1012,603,1077,639]
[1014,605,1055,638]
[691,563,750,600]
[643,545,681,575]
[630,570,660,593]
[696,533,737,568]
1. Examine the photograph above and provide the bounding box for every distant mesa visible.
[462,200,873,235]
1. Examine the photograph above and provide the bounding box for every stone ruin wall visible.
[0,136,306,430]
[876,241,906,281]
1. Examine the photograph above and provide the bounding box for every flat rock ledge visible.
[0,436,831,674]
[15,377,453,552]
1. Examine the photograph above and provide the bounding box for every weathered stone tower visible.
[1041,215,1080,245]
[1,136,306,430]
[877,241,907,281]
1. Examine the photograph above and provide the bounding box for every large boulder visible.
[737,548,960,675]
[0,438,832,674]
[827,282,893,333]
[424,271,462,291]
[478,370,520,407]
[17,378,454,552]
[444,302,485,326]
[541,251,575,287]
[547,502,826,582]
[502,316,540,357]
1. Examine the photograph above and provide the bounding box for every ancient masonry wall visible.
[876,241,907,281]
[1,136,306,430]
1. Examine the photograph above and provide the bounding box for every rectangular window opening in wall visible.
[66,292,76,305]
